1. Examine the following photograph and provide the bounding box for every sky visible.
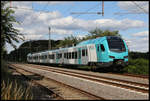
[5,1,149,53]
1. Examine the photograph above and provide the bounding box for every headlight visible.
[109,56,115,59]
[124,56,128,58]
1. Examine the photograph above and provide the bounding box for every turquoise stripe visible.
[78,48,81,64]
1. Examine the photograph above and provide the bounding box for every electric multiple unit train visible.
[27,36,128,69]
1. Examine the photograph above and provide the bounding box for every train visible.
[27,36,128,70]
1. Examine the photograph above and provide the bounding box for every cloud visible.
[5,1,148,53]
[94,18,145,31]
[117,1,149,13]
[131,31,148,37]
[9,1,146,41]
[125,31,149,52]
[13,10,145,41]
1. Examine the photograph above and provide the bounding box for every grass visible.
[1,60,33,100]
[1,79,33,100]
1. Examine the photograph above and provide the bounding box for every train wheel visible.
[90,63,97,71]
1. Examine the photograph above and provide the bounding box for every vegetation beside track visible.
[123,58,149,75]
[1,60,33,100]
[75,58,149,75]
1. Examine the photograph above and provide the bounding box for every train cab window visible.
[100,44,105,51]
[82,49,85,56]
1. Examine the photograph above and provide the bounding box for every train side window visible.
[86,49,88,56]
[67,53,68,59]
[82,49,85,56]
[64,53,66,58]
[54,54,55,59]
[45,55,47,59]
[69,52,71,59]
[100,44,105,51]
[51,54,53,59]
[72,52,74,59]
[75,51,77,59]
[60,53,62,58]
[65,53,67,59]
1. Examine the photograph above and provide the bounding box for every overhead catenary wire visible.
[132,1,148,14]
[72,2,101,19]
[114,1,148,15]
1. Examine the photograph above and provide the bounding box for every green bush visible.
[124,58,149,75]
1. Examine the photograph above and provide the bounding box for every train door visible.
[81,48,88,65]
[96,43,106,62]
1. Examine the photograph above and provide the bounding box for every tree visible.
[56,35,79,48]
[89,28,121,38]
[1,1,24,59]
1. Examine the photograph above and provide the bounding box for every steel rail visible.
[9,64,106,100]
[23,64,149,94]
[11,66,64,100]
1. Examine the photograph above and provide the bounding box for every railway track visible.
[8,63,106,100]
[108,72,149,79]
[11,66,64,100]
[20,63,149,94]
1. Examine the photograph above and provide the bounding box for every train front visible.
[106,36,128,67]
[97,36,128,67]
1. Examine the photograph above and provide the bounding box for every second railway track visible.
[8,63,149,100]
[15,63,149,94]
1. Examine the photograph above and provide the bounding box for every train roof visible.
[28,36,122,56]
[76,36,106,46]
[76,36,122,46]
